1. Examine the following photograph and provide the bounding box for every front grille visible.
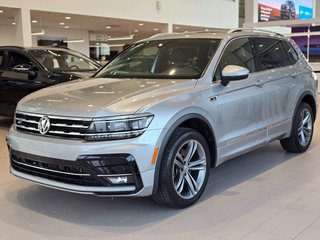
[15,112,91,139]
[10,150,143,193]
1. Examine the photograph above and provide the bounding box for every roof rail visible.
[228,28,284,37]
[0,45,25,49]
[149,32,181,39]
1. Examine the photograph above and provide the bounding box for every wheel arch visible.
[152,113,217,195]
[289,91,317,138]
[300,93,317,120]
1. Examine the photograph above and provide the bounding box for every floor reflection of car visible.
[0,46,101,116]
[281,0,296,19]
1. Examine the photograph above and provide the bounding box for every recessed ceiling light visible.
[106,26,111,29]
[0,10,3,13]
[134,29,139,32]
[205,29,209,32]
[65,16,71,20]
[175,26,180,29]
[59,22,65,25]
[139,23,144,26]
[32,20,38,23]
[12,22,16,25]
[65,26,69,29]
[154,28,158,31]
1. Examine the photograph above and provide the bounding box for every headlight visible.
[84,113,154,141]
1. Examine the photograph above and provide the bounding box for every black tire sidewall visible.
[292,103,314,152]
[160,128,210,208]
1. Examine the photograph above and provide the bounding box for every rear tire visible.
[280,103,314,153]
[152,127,210,208]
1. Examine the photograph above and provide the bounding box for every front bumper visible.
[7,126,162,197]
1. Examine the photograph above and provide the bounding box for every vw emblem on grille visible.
[38,116,50,135]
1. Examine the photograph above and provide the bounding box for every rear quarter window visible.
[282,41,299,65]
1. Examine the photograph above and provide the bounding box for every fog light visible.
[107,176,128,184]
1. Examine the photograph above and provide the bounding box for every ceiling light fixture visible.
[134,29,139,32]
[0,10,4,13]
[65,16,71,20]
[12,22,16,25]
[32,20,38,23]
[65,26,69,29]
[63,39,85,43]
[139,23,144,26]
[31,30,45,35]
[59,22,65,25]
[175,26,180,29]
[107,35,134,41]
[154,28,158,31]
[106,26,111,29]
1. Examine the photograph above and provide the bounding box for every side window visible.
[0,51,4,70]
[283,41,299,65]
[254,38,289,71]
[8,51,31,69]
[215,38,255,80]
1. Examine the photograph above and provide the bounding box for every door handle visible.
[255,80,264,88]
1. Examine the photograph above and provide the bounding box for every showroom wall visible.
[0,0,239,56]
[0,25,15,45]
[0,0,239,29]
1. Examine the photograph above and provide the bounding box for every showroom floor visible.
[1,114,320,240]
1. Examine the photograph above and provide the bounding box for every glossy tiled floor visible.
[1,114,320,240]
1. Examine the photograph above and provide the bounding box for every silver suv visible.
[7,29,318,208]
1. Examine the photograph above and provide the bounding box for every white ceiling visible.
[0,7,217,44]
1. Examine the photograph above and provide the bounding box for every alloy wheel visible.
[172,139,207,199]
[298,108,313,147]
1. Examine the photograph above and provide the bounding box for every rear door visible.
[252,37,301,141]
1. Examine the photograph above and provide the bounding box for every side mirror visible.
[13,64,38,80]
[12,64,32,73]
[221,65,249,86]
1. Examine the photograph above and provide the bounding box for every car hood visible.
[53,70,96,79]
[17,77,196,118]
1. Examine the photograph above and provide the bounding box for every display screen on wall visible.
[258,0,313,22]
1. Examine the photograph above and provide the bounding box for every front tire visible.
[280,103,314,153]
[153,128,210,208]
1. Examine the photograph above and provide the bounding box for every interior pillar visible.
[14,8,32,47]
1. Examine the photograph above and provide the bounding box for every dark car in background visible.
[0,46,101,116]
[281,0,296,19]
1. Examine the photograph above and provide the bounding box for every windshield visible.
[96,39,221,79]
[28,49,101,71]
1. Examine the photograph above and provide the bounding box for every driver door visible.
[211,37,268,163]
